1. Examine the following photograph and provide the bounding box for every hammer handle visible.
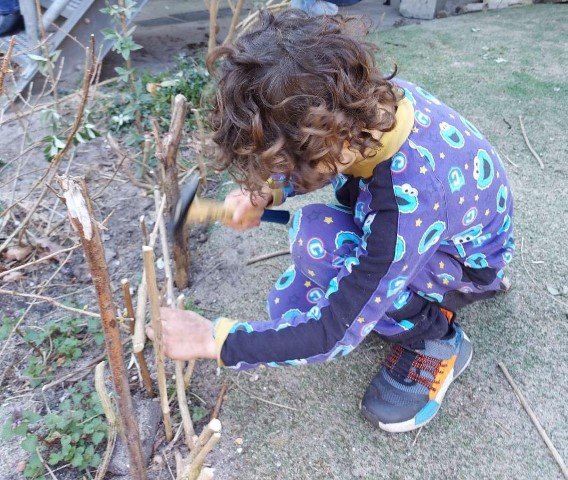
[186,198,290,225]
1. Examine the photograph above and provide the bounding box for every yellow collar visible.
[343,97,415,178]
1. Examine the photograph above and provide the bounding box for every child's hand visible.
[146,308,217,361]
[222,188,272,230]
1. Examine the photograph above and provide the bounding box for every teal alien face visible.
[335,231,361,249]
[459,115,484,139]
[418,221,447,254]
[361,321,378,337]
[496,184,508,213]
[415,110,431,128]
[448,166,466,193]
[394,183,419,213]
[394,234,406,262]
[409,139,436,171]
[404,88,416,105]
[307,237,326,259]
[289,209,302,244]
[275,265,296,290]
[282,309,303,321]
[452,224,483,256]
[472,233,492,247]
[473,149,495,190]
[307,287,324,304]
[387,276,407,297]
[497,214,512,235]
[415,86,442,105]
[391,152,408,173]
[440,122,465,149]
[465,252,489,269]
[392,290,411,310]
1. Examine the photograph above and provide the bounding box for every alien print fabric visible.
[217,80,515,370]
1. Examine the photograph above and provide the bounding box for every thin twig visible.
[498,362,568,479]
[503,154,519,169]
[36,446,59,480]
[232,379,299,411]
[94,362,118,480]
[144,246,174,441]
[0,289,100,317]
[211,382,229,420]
[518,116,544,170]
[0,35,16,96]
[222,0,245,46]
[121,278,154,397]
[246,249,290,266]
[0,244,80,279]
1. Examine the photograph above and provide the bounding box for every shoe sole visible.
[361,333,473,433]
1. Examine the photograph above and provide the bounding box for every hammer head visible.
[169,173,200,236]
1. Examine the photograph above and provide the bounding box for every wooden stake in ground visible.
[143,246,174,441]
[121,278,154,397]
[153,94,190,289]
[55,175,147,480]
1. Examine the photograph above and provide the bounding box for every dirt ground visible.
[1,3,567,480]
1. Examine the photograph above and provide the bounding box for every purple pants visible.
[267,204,505,348]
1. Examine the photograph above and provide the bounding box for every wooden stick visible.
[121,278,154,397]
[143,246,173,441]
[246,248,290,266]
[211,382,229,420]
[56,176,147,479]
[518,115,544,170]
[133,197,167,353]
[208,0,220,54]
[498,362,568,479]
[0,35,16,97]
[196,467,215,480]
[222,0,245,46]
[186,433,221,480]
[94,362,118,480]
[187,419,222,465]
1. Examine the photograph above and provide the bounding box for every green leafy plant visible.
[18,314,104,388]
[1,381,107,478]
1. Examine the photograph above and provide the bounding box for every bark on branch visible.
[55,175,147,480]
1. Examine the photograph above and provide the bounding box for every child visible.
[147,10,514,433]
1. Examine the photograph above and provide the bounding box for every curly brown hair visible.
[206,9,401,197]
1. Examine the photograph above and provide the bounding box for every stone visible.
[107,399,162,476]
[399,0,447,19]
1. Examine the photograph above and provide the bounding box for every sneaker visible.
[0,13,24,37]
[361,323,472,433]
[290,0,339,15]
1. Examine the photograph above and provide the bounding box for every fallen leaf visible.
[0,271,24,283]
[3,246,32,261]
[546,285,560,296]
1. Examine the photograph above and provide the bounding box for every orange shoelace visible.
[384,344,448,392]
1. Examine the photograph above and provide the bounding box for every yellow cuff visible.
[212,317,238,367]
[269,188,284,207]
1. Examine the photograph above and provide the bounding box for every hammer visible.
[170,173,290,234]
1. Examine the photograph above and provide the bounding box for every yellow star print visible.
[412,127,419,133]
[465,131,471,136]
[274,298,280,304]
[415,218,423,227]
[298,238,304,246]
[459,197,465,205]
[464,163,469,170]
[442,278,450,285]
[307,269,316,277]
[440,152,446,159]
[485,209,490,216]
[357,317,365,323]
[433,202,440,211]
[324,217,333,224]
[374,296,381,304]
[420,166,428,174]
[427,282,433,289]
[474,194,480,201]
[402,265,409,271]
[439,261,445,269]
[304,281,312,288]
